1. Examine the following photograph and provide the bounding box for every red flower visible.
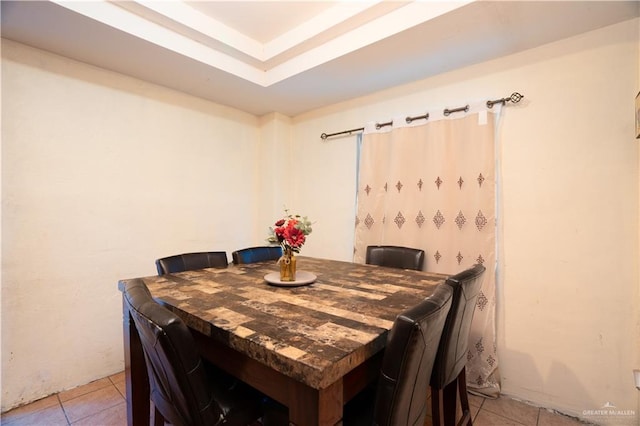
[268,211,311,252]
[274,226,285,243]
[283,226,306,248]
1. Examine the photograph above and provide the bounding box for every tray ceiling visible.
[2,1,638,116]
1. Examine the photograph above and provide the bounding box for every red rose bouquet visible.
[268,210,312,253]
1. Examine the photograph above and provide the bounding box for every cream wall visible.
[256,113,294,238]
[0,39,265,410]
[293,18,640,424]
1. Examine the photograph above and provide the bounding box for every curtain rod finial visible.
[487,92,524,108]
[510,92,524,103]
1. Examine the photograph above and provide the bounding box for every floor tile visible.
[482,396,540,426]
[427,391,480,425]
[109,372,125,384]
[1,401,68,426]
[456,394,482,423]
[538,409,597,426]
[112,381,127,400]
[58,378,112,403]
[3,369,610,426]
[61,385,124,423]
[470,402,481,421]
[473,409,528,426]
[71,401,127,426]
[1,394,60,424]
[468,393,485,408]
[109,372,127,399]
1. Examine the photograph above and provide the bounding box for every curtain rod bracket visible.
[375,120,393,130]
[406,113,429,124]
[443,105,469,116]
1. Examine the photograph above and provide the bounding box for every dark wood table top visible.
[120,256,447,390]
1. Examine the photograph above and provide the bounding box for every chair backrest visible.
[123,279,223,426]
[155,251,228,275]
[231,246,283,264]
[373,284,453,426]
[430,263,486,388]
[366,245,425,271]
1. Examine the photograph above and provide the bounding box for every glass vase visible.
[279,248,297,281]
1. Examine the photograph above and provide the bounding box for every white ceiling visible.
[2,1,639,116]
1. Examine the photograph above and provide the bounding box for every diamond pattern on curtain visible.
[353,112,500,397]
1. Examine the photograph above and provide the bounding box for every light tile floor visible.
[1,372,127,426]
[2,371,594,426]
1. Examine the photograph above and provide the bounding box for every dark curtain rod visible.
[320,92,524,140]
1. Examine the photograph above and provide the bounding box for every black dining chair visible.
[347,283,453,425]
[430,263,486,426]
[231,246,282,264]
[123,278,264,426]
[263,284,453,426]
[155,251,228,275]
[365,245,425,271]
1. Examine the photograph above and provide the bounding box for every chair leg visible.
[430,386,442,426]
[433,367,473,426]
[456,367,472,426]
[153,405,165,426]
[442,380,458,426]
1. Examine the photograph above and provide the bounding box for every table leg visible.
[288,379,343,426]
[122,298,149,426]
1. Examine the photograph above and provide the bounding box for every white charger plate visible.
[264,271,317,287]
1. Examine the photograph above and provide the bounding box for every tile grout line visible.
[56,394,72,426]
[60,381,126,425]
[65,377,126,426]
[108,376,126,400]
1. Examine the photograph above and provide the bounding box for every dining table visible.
[118,256,448,426]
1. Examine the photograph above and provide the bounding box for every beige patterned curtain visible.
[354,108,500,397]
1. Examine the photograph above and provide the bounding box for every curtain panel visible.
[354,109,500,396]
